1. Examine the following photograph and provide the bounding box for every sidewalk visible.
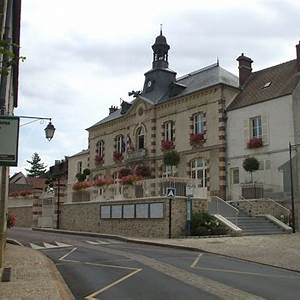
[0,243,74,300]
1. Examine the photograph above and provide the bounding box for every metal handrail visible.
[265,198,291,215]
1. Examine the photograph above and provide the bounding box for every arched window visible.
[96,140,104,157]
[136,126,145,150]
[191,159,207,187]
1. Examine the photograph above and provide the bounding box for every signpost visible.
[166,187,176,239]
[0,116,19,166]
[186,184,194,236]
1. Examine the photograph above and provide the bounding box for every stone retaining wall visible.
[61,197,207,238]
[8,206,33,228]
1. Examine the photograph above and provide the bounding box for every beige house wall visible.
[88,85,239,198]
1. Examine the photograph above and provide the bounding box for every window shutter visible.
[261,113,269,145]
[243,119,250,147]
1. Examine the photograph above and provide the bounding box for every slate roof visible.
[227,59,300,111]
[70,149,89,158]
[88,63,238,129]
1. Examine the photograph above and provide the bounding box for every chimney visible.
[237,53,253,87]
[296,41,300,72]
[109,105,118,115]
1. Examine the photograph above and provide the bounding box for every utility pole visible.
[289,142,296,233]
[0,0,13,268]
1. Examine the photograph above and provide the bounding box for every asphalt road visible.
[8,228,300,300]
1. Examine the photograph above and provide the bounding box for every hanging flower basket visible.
[113,151,123,162]
[247,137,263,149]
[7,214,16,229]
[163,150,180,166]
[119,167,133,178]
[135,165,151,178]
[190,133,205,145]
[72,181,93,191]
[95,155,104,166]
[120,175,142,185]
[161,140,175,151]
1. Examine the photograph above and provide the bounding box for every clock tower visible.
[142,28,177,103]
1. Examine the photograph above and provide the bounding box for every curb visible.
[7,238,23,246]
[32,227,300,274]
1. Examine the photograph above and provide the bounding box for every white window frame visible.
[116,135,124,153]
[77,161,82,173]
[164,121,173,142]
[162,165,176,178]
[96,140,104,157]
[250,116,262,138]
[137,126,145,150]
[191,159,207,187]
[193,113,204,134]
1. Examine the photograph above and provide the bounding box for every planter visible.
[247,137,263,149]
[161,140,175,151]
[190,133,205,146]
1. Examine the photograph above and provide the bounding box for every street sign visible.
[0,116,20,166]
[166,187,176,198]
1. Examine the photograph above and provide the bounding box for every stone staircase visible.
[227,214,287,236]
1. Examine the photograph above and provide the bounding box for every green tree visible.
[25,153,47,177]
[243,157,259,182]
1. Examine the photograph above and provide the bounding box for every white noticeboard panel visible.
[100,206,111,219]
[150,203,164,218]
[123,205,135,218]
[111,205,122,219]
[0,116,20,166]
[136,204,148,218]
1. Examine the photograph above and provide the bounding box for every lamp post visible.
[289,142,297,233]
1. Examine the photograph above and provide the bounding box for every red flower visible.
[95,154,104,165]
[161,140,175,151]
[190,133,204,145]
[94,178,113,187]
[72,181,93,191]
[7,214,16,228]
[247,137,263,149]
[113,151,123,162]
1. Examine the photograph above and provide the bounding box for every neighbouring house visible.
[86,30,239,201]
[67,149,89,202]
[226,42,300,212]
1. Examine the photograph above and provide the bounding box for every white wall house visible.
[226,45,300,203]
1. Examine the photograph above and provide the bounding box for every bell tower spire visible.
[152,26,170,69]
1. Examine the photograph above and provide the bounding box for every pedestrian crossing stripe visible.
[85,239,123,245]
[29,241,72,250]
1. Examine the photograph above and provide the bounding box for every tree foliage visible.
[25,153,47,177]
[243,157,259,182]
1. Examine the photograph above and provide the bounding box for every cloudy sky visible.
[12,0,300,175]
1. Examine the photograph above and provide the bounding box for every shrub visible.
[7,214,16,229]
[163,150,180,166]
[83,168,91,176]
[119,167,133,178]
[243,157,259,182]
[191,212,228,236]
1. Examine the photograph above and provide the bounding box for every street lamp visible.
[19,116,56,141]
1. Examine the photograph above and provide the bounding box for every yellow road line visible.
[59,247,77,261]
[85,268,142,299]
[190,253,203,268]
[195,266,300,279]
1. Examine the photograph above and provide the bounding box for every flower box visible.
[190,133,204,145]
[247,137,263,149]
[95,155,104,166]
[72,181,93,191]
[113,151,123,162]
[94,178,113,187]
[120,175,142,185]
[161,140,175,151]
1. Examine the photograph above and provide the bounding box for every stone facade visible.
[61,197,207,238]
[8,206,32,228]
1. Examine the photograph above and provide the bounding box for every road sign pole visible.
[186,195,192,236]
[168,198,172,239]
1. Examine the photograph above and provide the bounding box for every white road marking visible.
[95,240,109,245]
[55,241,72,248]
[190,253,203,268]
[59,247,78,261]
[85,268,142,299]
[43,242,58,248]
[29,243,44,250]
[86,240,101,245]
